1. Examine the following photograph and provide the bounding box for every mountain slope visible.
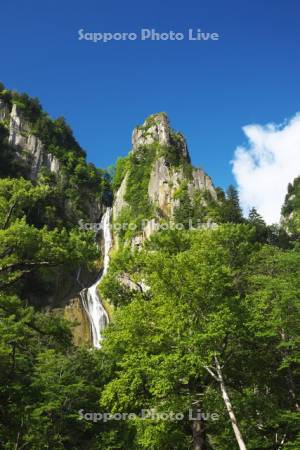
[0,84,111,344]
[112,112,219,248]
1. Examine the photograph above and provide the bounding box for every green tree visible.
[0,292,114,449]
[111,156,129,191]
[0,177,108,449]
[247,207,268,242]
[221,185,244,223]
[100,226,258,449]
[174,183,193,229]
[100,225,299,449]
[0,124,27,177]
[0,178,98,291]
[244,245,300,447]
[281,177,300,236]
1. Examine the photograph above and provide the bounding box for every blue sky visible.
[1,0,300,190]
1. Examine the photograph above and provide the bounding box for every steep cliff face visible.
[0,99,10,121]
[0,100,60,179]
[112,172,128,219]
[0,88,219,346]
[112,112,217,246]
[0,87,111,347]
[0,90,106,223]
[147,157,216,218]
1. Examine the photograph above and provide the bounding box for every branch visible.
[204,365,219,382]
[0,261,61,290]
[0,272,31,290]
[2,201,17,230]
[0,248,14,260]
[0,260,57,274]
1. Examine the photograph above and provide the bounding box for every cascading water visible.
[80,208,112,348]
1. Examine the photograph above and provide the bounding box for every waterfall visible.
[80,208,112,348]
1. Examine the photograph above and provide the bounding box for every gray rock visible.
[189,168,217,201]
[112,112,218,244]
[148,157,182,217]
[0,99,10,121]
[118,273,150,293]
[132,112,171,150]
[113,172,129,219]
[8,104,61,179]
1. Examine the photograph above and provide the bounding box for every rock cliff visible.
[112,112,217,245]
[0,89,219,346]
[0,89,108,346]
[0,100,61,178]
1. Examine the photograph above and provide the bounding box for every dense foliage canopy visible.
[0,85,299,449]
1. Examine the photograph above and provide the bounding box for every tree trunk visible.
[280,330,300,412]
[214,357,247,450]
[192,415,207,450]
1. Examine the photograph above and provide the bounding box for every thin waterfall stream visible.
[80,208,112,348]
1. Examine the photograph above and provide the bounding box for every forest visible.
[0,85,299,450]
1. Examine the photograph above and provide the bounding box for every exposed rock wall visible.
[64,297,91,346]
[113,172,129,219]
[0,99,10,121]
[133,113,216,216]
[113,112,217,244]
[148,157,181,217]
[0,100,104,345]
[147,160,216,217]
[190,168,217,201]
[132,112,170,150]
[6,103,61,179]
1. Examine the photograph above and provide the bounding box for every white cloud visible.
[232,113,300,224]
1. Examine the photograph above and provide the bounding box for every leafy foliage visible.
[1,83,299,449]
[0,292,114,449]
[113,144,157,242]
[0,123,27,177]
[281,176,300,236]
[100,226,300,449]
[111,156,130,191]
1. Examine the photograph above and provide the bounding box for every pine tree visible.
[248,207,268,242]
[221,185,244,223]
[174,184,194,229]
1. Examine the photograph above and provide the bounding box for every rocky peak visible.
[132,112,190,161]
[132,112,170,149]
[113,112,218,248]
